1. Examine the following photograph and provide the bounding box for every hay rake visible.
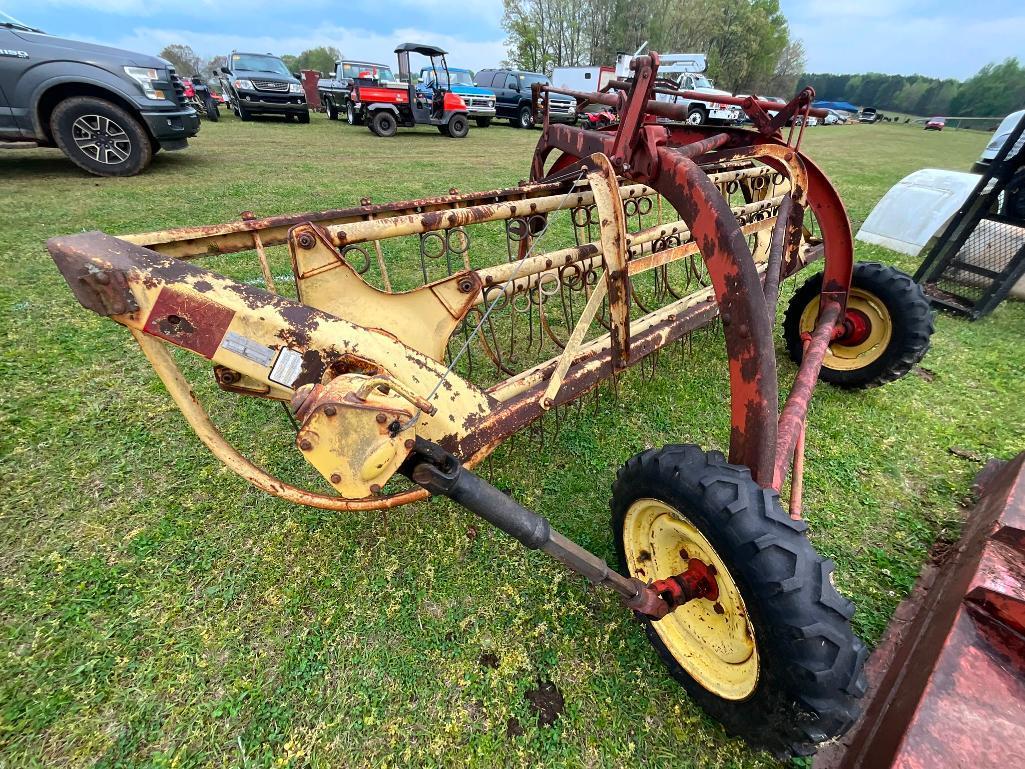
[49,53,933,756]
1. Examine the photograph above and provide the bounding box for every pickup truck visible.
[317,60,395,125]
[0,11,199,176]
[473,68,575,128]
[417,66,495,127]
[217,51,309,123]
[654,72,742,125]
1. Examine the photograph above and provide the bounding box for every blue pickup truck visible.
[417,66,495,127]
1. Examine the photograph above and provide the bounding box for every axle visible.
[403,438,723,621]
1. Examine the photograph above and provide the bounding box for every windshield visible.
[420,69,474,86]
[343,63,394,81]
[0,10,42,32]
[232,54,291,76]
[520,73,550,87]
[692,75,713,89]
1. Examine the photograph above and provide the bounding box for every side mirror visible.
[220,66,229,74]
[292,72,300,79]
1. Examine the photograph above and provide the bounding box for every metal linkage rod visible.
[404,438,669,619]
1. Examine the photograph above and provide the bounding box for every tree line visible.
[502,0,805,96]
[157,44,342,79]
[803,58,1025,118]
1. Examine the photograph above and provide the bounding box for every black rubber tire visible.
[346,101,363,126]
[236,103,251,121]
[297,110,310,124]
[475,117,492,128]
[325,98,339,120]
[204,99,220,122]
[437,125,447,134]
[446,114,469,138]
[999,170,1025,223]
[686,106,708,126]
[50,96,152,177]
[370,111,396,137]
[517,104,534,129]
[611,445,866,757]
[784,262,934,389]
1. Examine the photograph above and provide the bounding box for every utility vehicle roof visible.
[394,43,447,57]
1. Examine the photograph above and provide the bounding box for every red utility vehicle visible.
[350,43,469,138]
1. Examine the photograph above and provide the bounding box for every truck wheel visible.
[370,111,397,137]
[783,262,934,389]
[325,98,339,120]
[475,117,492,128]
[686,106,707,125]
[612,445,866,757]
[516,104,534,129]
[50,96,152,177]
[236,103,251,121]
[999,170,1025,222]
[297,110,310,124]
[346,101,363,126]
[446,114,469,138]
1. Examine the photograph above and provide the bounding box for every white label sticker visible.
[221,331,274,366]
[269,347,304,388]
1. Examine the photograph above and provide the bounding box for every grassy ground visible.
[1,115,1022,769]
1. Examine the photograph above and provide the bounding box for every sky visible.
[3,0,1023,81]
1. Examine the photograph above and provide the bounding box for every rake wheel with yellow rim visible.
[784,262,934,389]
[612,445,867,756]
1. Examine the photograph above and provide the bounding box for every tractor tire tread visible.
[611,444,865,757]
[783,262,934,389]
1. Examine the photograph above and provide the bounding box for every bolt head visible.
[299,439,313,451]
[330,473,342,484]
[369,484,382,494]
[376,413,388,424]
[323,405,337,417]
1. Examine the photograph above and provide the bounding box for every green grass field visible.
[1,115,1022,769]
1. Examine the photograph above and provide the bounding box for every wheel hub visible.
[835,307,873,346]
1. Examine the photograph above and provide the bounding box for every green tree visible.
[159,44,202,77]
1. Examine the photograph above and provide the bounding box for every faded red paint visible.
[817,453,1025,769]
[143,287,236,358]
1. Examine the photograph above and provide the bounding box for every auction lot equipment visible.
[350,43,470,138]
[49,54,934,757]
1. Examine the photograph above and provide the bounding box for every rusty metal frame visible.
[531,52,852,494]
[50,52,851,517]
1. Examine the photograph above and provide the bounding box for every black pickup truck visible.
[0,11,199,176]
[217,51,309,122]
[317,60,395,125]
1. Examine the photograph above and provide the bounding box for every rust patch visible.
[143,287,234,358]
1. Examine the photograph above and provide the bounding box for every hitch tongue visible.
[403,438,671,619]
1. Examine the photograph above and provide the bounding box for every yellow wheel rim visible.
[622,499,759,700]
[800,288,892,371]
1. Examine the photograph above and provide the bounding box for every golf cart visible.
[352,43,469,138]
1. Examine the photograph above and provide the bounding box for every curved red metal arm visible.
[529,55,853,487]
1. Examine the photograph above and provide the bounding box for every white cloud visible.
[76,22,508,72]
[785,0,1025,79]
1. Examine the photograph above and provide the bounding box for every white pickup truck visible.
[614,51,741,125]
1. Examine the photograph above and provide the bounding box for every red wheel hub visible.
[650,558,720,610]
[834,307,872,346]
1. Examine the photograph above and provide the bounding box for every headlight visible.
[568,103,576,113]
[288,83,303,94]
[233,79,254,91]
[124,67,165,100]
